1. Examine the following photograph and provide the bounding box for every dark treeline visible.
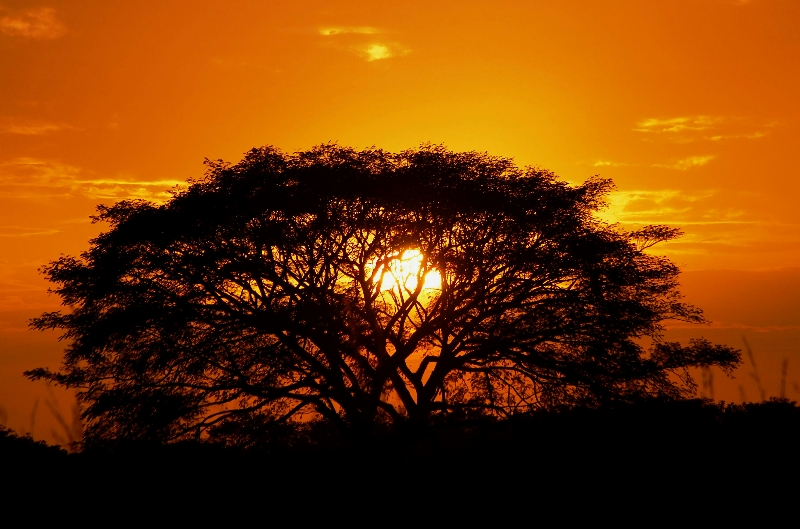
[4,399,799,511]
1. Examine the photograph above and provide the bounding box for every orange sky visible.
[1,0,799,441]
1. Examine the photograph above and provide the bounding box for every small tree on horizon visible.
[28,144,740,444]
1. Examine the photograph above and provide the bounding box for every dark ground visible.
[3,399,798,519]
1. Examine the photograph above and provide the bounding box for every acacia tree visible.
[28,144,740,443]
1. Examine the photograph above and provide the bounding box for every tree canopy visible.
[28,144,740,444]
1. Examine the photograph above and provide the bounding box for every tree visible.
[28,144,740,444]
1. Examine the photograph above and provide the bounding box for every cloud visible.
[592,185,798,264]
[316,25,408,62]
[634,116,721,133]
[352,42,410,62]
[592,155,715,170]
[0,158,81,185]
[0,226,60,238]
[592,189,756,227]
[633,115,772,143]
[0,158,184,202]
[596,189,706,222]
[593,189,775,261]
[593,160,630,167]
[707,132,767,141]
[654,155,716,171]
[319,26,381,36]
[596,116,772,171]
[0,119,75,135]
[0,7,66,39]
[361,43,392,61]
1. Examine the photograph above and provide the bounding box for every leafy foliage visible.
[28,144,740,443]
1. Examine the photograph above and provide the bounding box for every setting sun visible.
[372,249,442,292]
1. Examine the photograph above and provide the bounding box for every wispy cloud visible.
[634,116,722,133]
[354,42,409,62]
[593,189,761,230]
[596,189,713,225]
[0,226,60,238]
[593,155,715,170]
[0,119,75,135]
[634,115,772,143]
[319,26,381,36]
[316,24,409,62]
[708,131,767,141]
[0,7,66,39]
[0,158,184,202]
[593,183,797,263]
[654,155,716,170]
[596,116,772,174]
[593,160,630,167]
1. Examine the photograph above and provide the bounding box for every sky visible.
[1,0,799,442]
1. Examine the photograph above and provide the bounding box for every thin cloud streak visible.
[316,25,408,62]
[595,189,717,224]
[593,160,630,167]
[1,120,75,135]
[593,186,796,260]
[708,132,767,141]
[654,155,716,170]
[319,26,381,36]
[593,155,715,170]
[0,226,60,238]
[0,158,184,202]
[633,115,773,143]
[354,42,410,62]
[593,189,765,228]
[634,115,722,133]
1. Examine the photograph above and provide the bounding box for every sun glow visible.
[364,43,392,61]
[372,249,442,292]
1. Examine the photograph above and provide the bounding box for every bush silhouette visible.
[28,144,740,445]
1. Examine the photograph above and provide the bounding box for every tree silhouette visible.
[28,144,740,444]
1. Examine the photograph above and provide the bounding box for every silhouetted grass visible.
[0,383,83,451]
[40,383,83,451]
[738,338,797,403]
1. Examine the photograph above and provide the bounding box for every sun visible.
[372,248,442,292]
[365,44,392,61]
